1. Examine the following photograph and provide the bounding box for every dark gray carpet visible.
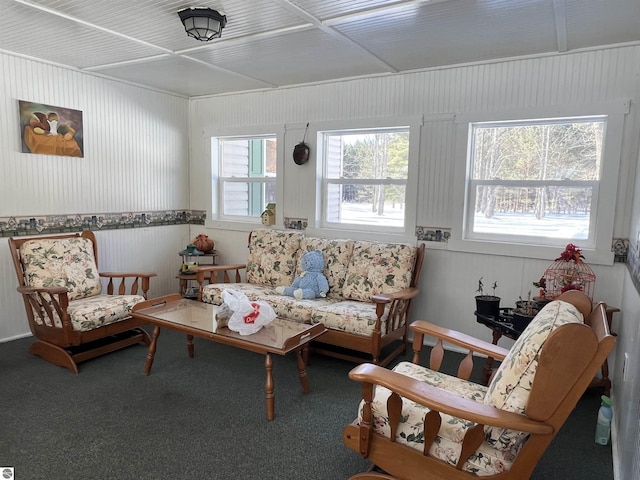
[0,330,613,480]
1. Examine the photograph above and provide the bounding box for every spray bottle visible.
[595,395,613,445]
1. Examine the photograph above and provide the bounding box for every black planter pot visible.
[475,295,501,320]
[512,311,537,333]
[533,296,552,310]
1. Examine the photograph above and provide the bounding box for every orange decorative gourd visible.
[193,234,214,253]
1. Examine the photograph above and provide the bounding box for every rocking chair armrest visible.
[17,285,68,295]
[349,363,553,435]
[410,320,510,361]
[371,287,420,304]
[16,285,72,328]
[99,272,157,298]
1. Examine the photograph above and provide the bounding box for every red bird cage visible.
[543,244,595,301]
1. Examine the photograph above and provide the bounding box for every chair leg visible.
[28,340,79,374]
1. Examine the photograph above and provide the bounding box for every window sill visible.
[446,238,614,266]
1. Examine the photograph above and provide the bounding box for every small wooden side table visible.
[177,251,217,298]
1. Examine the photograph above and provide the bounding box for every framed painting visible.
[18,100,84,157]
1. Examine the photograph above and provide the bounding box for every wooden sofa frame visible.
[196,236,425,367]
[312,242,425,367]
[9,230,156,373]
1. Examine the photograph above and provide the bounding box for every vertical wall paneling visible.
[191,46,640,240]
[0,51,190,340]
[189,47,640,480]
[0,53,190,216]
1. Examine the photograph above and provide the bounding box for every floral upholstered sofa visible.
[196,229,425,366]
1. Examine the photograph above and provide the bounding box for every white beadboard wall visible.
[0,51,191,341]
[190,46,640,239]
[189,46,640,480]
[189,45,640,333]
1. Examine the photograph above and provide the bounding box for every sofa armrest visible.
[362,287,421,347]
[194,264,246,284]
[99,272,157,298]
[371,287,420,304]
[194,264,246,301]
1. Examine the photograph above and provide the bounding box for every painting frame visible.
[18,100,84,157]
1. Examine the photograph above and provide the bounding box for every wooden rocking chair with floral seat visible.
[8,230,157,373]
[343,291,614,480]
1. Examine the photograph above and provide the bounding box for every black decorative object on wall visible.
[293,122,310,165]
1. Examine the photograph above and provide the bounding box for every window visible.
[464,116,605,248]
[213,135,276,219]
[321,127,410,230]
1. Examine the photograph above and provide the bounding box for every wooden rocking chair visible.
[9,230,157,373]
[343,291,614,480]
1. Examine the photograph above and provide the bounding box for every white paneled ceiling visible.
[1,0,639,97]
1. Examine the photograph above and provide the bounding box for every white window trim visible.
[450,101,629,265]
[203,125,285,231]
[312,116,423,240]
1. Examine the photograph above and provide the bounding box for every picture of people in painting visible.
[19,101,83,157]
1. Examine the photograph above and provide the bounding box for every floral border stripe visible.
[0,210,205,237]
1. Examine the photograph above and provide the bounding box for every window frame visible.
[450,102,628,265]
[207,125,285,229]
[315,116,422,236]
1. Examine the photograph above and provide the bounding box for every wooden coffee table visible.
[131,294,326,420]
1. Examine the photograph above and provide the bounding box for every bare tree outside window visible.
[468,117,604,242]
[323,129,409,228]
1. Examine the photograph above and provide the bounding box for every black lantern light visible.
[178,7,227,42]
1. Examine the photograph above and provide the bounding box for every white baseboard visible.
[0,332,32,343]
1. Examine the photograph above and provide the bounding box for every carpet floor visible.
[0,329,613,480]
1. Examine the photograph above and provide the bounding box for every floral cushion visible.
[342,241,416,302]
[202,284,338,324]
[298,237,354,299]
[311,300,391,336]
[245,229,303,287]
[20,237,102,301]
[36,294,145,332]
[358,361,519,476]
[482,300,583,451]
[202,283,277,306]
[259,294,337,323]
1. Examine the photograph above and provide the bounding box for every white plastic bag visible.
[222,288,277,335]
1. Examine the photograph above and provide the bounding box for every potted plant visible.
[512,291,539,332]
[532,276,552,307]
[475,277,501,320]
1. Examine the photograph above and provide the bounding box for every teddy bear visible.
[276,249,329,300]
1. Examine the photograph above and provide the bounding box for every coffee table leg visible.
[144,325,161,375]
[265,353,275,421]
[296,349,310,394]
[187,334,194,358]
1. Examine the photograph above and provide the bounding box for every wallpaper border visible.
[0,210,205,237]
[626,239,640,292]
